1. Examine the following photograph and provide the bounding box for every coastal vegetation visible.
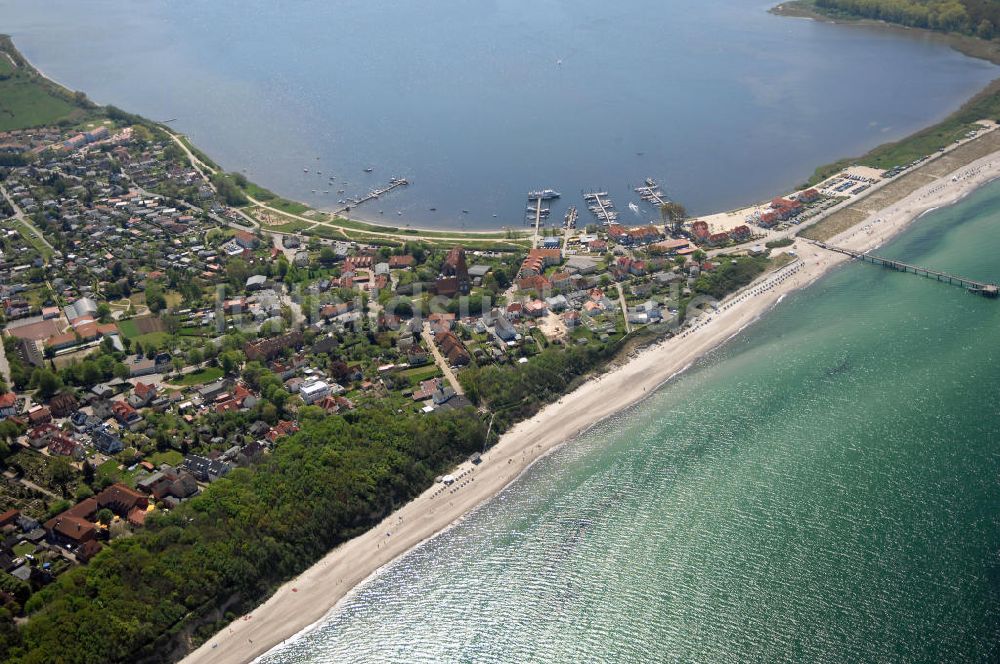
[775,1,1000,185]
[812,0,999,38]
[460,343,614,430]
[0,407,485,663]
[692,255,771,299]
[0,36,95,132]
[802,77,1000,184]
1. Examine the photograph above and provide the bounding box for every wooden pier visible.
[813,241,999,298]
[336,177,408,213]
[634,178,668,207]
[583,191,618,225]
[564,206,578,230]
[530,196,545,248]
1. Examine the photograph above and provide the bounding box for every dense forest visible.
[0,407,484,663]
[460,343,616,429]
[814,0,1000,38]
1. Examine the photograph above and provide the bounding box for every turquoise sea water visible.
[258,182,1000,662]
[1,0,997,228]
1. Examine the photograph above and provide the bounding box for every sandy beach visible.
[183,147,1000,664]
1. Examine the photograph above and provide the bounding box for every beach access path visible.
[421,322,465,396]
[183,144,1000,664]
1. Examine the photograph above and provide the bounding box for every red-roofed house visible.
[708,232,731,247]
[48,435,84,460]
[112,401,141,426]
[758,211,779,228]
[730,225,752,241]
[517,274,551,294]
[235,231,259,249]
[389,255,415,269]
[129,382,156,408]
[27,405,51,426]
[267,420,299,444]
[798,188,820,203]
[0,393,17,419]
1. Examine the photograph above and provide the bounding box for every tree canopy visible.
[0,406,484,663]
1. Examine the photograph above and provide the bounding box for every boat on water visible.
[364,167,374,173]
[528,189,561,200]
[629,202,641,215]
[645,177,656,187]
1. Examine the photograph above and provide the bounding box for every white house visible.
[299,379,331,404]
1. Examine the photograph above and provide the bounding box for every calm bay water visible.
[258,182,1000,662]
[1,0,998,229]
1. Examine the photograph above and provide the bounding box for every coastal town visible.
[0,0,999,655]
[0,85,998,620]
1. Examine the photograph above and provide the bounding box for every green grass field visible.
[168,366,224,386]
[135,332,171,348]
[0,77,81,132]
[0,53,16,76]
[148,450,184,467]
[398,365,443,384]
[268,219,312,233]
[116,319,140,338]
[96,459,122,485]
[117,318,170,348]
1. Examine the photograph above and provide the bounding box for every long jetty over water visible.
[335,177,409,213]
[813,241,999,298]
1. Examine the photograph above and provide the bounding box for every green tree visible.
[33,368,62,399]
[319,247,337,264]
[112,362,130,381]
[49,458,75,497]
[146,284,168,314]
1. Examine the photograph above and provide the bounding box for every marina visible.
[583,191,619,225]
[634,178,668,207]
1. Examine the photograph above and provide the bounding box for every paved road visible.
[1,184,56,260]
[165,133,259,230]
[169,130,527,245]
[420,322,465,396]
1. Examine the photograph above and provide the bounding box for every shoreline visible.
[6,27,999,239]
[183,146,1000,664]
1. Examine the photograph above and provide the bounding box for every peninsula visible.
[0,4,997,662]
